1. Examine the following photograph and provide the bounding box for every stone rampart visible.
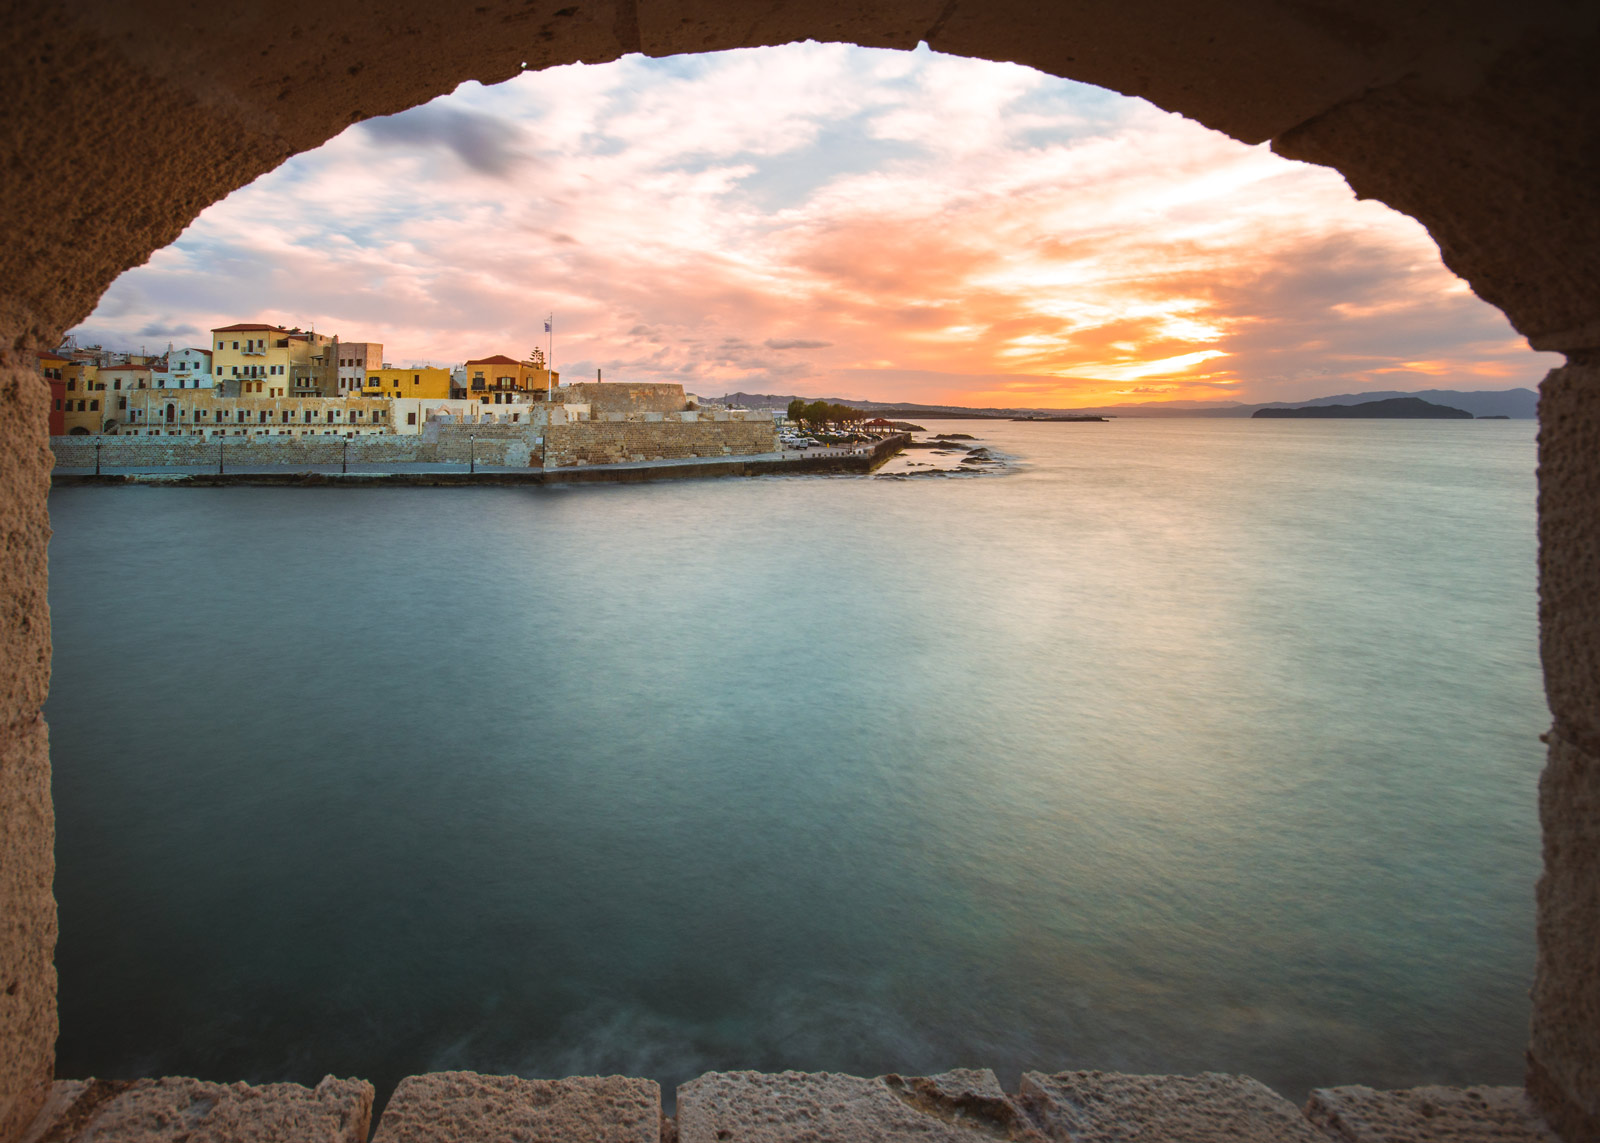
[562,382,687,415]
[51,419,780,472]
[543,418,778,467]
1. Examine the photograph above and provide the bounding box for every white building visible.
[152,346,214,389]
[386,397,590,433]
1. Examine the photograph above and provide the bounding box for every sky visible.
[70,42,1560,407]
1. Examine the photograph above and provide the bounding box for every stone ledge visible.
[370,1072,660,1143]
[26,1071,1564,1143]
[20,1076,372,1143]
[1019,1070,1330,1143]
[1306,1084,1559,1143]
[677,1069,1045,1142]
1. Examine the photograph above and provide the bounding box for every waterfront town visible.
[32,321,816,469]
[41,322,625,438]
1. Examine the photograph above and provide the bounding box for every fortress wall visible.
[49,419,778,472]
[543,419,779,467]
[562,383,688,415]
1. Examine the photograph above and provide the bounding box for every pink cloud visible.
[71,43,1560,405]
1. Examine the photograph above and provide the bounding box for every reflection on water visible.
[47,418,1542,1106]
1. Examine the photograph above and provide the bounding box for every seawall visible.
[50,435,909,488]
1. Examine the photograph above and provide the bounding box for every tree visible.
[787,397,807,424]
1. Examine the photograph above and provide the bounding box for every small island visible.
[1253,397,1472,419]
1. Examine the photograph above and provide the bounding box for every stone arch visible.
[2,3,1598,1141]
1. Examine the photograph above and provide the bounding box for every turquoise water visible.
[46,418,1544,1107]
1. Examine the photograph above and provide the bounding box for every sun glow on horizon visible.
[70,42,1558,406]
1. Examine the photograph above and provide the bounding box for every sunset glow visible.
[71,42,1559,406]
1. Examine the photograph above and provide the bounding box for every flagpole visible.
[546,313,554,402]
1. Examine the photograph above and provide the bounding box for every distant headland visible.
[710,387,1537,421]
[1252,397,1473,419]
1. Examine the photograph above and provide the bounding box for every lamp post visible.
[218,441,224,475]
[469,433,476,474]
[94,442,101,476]
[342,438,348,474]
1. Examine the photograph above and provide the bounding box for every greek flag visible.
[544,320,552,333]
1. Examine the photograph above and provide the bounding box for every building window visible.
[89,400,98,411]
[407,412,417,425]
[232,341,239,349]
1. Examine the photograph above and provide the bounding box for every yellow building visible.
[362,366,452,399]
[118,390,396,438]
[210,323,337,397]
[55,360,103,433]
[458,355,558,401]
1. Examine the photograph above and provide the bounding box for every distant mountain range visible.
[710,387,1539,420]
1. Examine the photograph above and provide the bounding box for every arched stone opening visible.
[2,3,1597,1141]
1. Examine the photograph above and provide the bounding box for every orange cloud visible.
[70,42,1560,406]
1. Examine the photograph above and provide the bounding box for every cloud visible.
[136,321,201,339]
[360,105,527,177]
[67,42,1560,406]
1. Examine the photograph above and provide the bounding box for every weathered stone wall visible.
[49,419,778,471]
[1530,356,1600,1142]
[0,352,55,1143]
[544,419,778,467]
[562,382,687,415]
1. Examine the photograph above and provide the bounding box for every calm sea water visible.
[46,418,1544,1109]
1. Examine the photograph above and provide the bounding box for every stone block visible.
[677,1069,1042,1143]
[371,1072,659,1143]
[1305,1085,1558,1143]
[1539,359,1600,744]
[21,1075,372,1143]
[1017,1070,1326,1143]
[1530,731,1600,1139]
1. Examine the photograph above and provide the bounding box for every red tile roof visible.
[211,323,286,333]
[465,355,523,366]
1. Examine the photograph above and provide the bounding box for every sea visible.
[45,417,1544,1111]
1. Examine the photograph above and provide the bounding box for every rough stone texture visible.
[678,1070,1046,1142]
[371,1072,659,1143]
[19,1076,371,1143]
[1530,731,1600,1143]
[0,352,56,1143]
[1018,1070,1328,1143]
[1529,356,1600,1142]
[1306,1084,1558,1143]
[564,382,690,415]
[544,420,779,467]
[1274,24,1600,350]
[1537,359,1600,746]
